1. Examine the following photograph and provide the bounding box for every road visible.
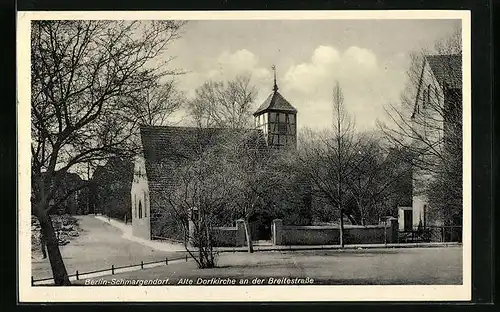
[73,246,463,285]
[32,216,186,280]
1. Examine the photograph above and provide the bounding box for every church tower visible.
[253,66,297,149]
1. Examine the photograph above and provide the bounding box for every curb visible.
[216,242,462,253]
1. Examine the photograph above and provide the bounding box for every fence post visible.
[185,255,188,262]
[111,265,115,275]
[165,257,168,265]
[76,270,79,280]
[272,219,283,245]
[384,220,387,246]
[141,261,144,269]
[31,276,34,286]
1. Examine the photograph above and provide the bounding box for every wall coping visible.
[212,226,238,231]
[283,224,390,230]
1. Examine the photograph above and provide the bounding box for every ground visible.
[74,246,463,285]
[32,216,186,280]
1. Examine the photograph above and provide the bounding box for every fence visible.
[398,225,462,243]
[31,254,191,286]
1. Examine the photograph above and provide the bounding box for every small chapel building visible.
[130,71,305,243]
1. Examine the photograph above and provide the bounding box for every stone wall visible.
[188,219,246,247]
[211,220,246,247]
[272,218,398,245]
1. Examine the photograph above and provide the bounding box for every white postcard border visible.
[17,10,472,302]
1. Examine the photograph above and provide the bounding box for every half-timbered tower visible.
[253,66,297,149]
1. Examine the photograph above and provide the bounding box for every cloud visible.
[180,49,272,98]
[281,45,405,131]
[176,46,406,132]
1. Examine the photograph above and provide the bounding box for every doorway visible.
[404,209,413,231]
[249,212,272,241]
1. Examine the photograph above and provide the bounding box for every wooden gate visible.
[250,220,271,241]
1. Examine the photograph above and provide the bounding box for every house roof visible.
[139,126,267,201]
[411,54,462,119]
[253,90,297,116]
[426,54,462,89]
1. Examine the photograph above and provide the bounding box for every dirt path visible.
[32,216,186,280]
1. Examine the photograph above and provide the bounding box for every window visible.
[289,114,295,123]
[279,113,286,123]
[134,194,137,218]
[269,112,276,122]
[139,201,143,219]
[144,192,147,218]
[278,124,287,134]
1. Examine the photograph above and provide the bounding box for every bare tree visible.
[297,82,366,247]
[188,75,257,129]
[30,20,186,285]
[345,133,412,225]
[219,131,282,253]
[331,82,354,246]
[379,29,462,226]
[126,78,186,126]
[163,144,234,268]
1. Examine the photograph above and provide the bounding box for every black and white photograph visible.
[18,11,471,302]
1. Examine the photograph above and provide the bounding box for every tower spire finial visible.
[272,65,278,92]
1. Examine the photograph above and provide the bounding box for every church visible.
[130,71,307,243]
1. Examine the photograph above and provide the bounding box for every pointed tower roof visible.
[253,65,297,116]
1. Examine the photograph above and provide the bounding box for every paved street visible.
[74,246,463,285]
[32,216,186,281]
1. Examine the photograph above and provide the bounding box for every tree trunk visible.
[339,207,344,247]
[205,221,215,268]
[36,211,71,285]
[243,219,254,253]
[40,233,47,259]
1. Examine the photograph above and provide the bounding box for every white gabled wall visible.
[411,60,446,228]
[131,154,151,240]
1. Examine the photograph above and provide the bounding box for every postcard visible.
[18,10,471,302]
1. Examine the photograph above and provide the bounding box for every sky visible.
[163,19,461,132]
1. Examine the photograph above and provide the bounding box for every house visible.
[130,74,305,243]
[398,54,462,231]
